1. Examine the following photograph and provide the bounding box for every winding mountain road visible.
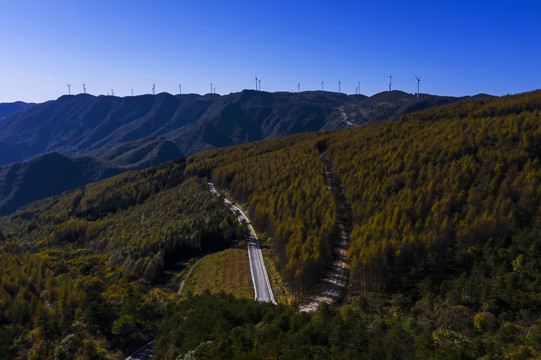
[125,183,276,360]
[209,183,276,304]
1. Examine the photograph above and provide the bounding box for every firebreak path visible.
[299,149,352,312]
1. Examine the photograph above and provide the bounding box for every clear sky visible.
[0,0,540,103]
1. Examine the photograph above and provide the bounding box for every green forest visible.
[187,134,338,298]
[0,159,244,359]
[1,90,541,358]
[186,90,541,358]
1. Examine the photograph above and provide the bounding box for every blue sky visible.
[0,0,540,102]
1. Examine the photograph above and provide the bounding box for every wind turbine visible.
[415,75,421,98]
[259,79,261,91]
[255,76,258,90]
[298,82,300,93]
[111,89,114,96]
[210,83,213,94]
[321,81,324,91]
[131,88,134,96]
[152,84,156,95]
[179,84,182,95]
[82,83,86,94]
[388,75,393,92]
[66,83,71,95]
[338,80,341,94]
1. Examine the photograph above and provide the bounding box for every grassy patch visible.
[181,248,253,299]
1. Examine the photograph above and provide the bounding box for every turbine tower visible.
[131,88,134,96]
[259,79,261,91]
[338,80,341,94]
[388,75,393,92]
[66,83,71,95]
[210,83,213,94]
[298,82,300,93]
[255,76,258,90]
[358,81,360,95]
[82,83,86,94]
[415,75,421,98]
[111,89,114,96]
[152,84,156,95]
[321,81,324,91]
[179,84,182,95]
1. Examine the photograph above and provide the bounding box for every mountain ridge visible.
[0,90,483,165]
[0,90,486,215]
[0,101,35,119]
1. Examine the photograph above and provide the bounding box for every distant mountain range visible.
[0,90,483,165]
[0,90,486,215]
[0,101,35,118]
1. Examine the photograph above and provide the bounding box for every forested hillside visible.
[1,90,541,358]
[185,90,541,358]
[329,90,541,299]
[0,159,244,359]
[0,90,470,217]
[187,134,337,298]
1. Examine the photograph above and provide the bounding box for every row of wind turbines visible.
[388,75,422,98]
[65,76,423,98]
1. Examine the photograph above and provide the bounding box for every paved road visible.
[125,184,276,360]
[209,183,276,304]
[126,341,154,360]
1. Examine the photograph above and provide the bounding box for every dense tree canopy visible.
[0,159,244,359]
[184,90,541,358]
[187,135,338,297]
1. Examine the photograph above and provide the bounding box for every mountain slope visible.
[0,90,475,215]
[0,152,126,216]
[0,90,476,165]
[0,160,243,358]
[0,136,183,216]
[187,90,541,305]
